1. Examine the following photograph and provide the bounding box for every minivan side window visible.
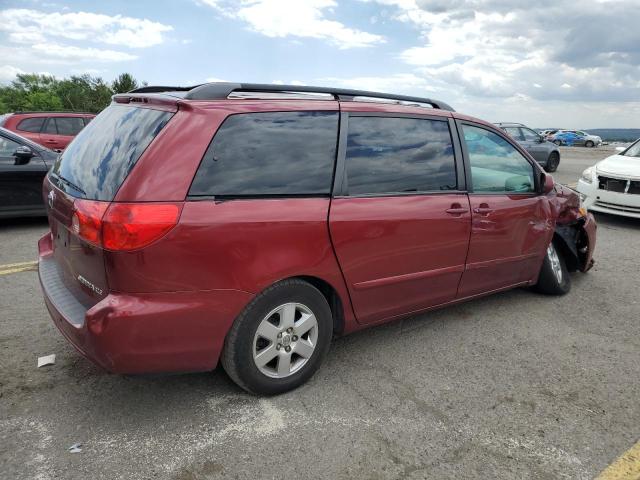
[344,116,457,195]
[462,124,535,194]
[190,111,338,196]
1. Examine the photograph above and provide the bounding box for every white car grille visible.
[597,176,640,195]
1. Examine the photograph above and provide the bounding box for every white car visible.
[577,139,640,218]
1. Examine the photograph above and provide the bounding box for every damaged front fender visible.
[554,212,597,272]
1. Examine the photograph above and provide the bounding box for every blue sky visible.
[1,0,639,128]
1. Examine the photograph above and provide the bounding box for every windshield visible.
[622,139,640,158]
[50,105,173,200]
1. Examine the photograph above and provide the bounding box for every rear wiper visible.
[51,172,86,196]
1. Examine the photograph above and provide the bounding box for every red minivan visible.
[38,83,596,395]
[1,112,95,151]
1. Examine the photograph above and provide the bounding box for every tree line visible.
[0,73,144,114]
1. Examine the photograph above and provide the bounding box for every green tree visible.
[0,72,146,114]
[111,73,139,94]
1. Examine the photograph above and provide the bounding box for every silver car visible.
[495,122,561,172]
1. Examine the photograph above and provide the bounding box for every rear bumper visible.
[38,232,253,374]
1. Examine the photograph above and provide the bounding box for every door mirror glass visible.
[13,145,34,164]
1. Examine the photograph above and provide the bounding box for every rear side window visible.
[51,105,173,200]
[56,117,85,136]
[17,117,45,133]
[189,111,338,197]
[344,116,457,195]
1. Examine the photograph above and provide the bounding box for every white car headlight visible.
[581,167,594,183]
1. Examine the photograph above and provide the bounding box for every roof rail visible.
[127,82,455,112]
[494,122,526,127]
[11,110,95,114]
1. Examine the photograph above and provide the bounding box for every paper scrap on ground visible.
[68,443,82,453]
[37,354,56,368]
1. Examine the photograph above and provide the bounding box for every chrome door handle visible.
[473,207,493,215]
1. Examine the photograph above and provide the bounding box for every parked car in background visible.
[551,130,602,147]
[539,129,560,140]
[495,122,561,172]
[0,112,95,151]
[0,127,58,219]
[38,82,596,395]
[577,137,640,218]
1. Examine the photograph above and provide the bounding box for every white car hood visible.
[596,154,640,179]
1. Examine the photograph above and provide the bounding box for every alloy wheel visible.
[547,243,563,284]
[252,302,319,378]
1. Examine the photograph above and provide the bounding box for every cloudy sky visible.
[1,0,638,128]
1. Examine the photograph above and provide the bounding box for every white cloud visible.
[200,0,384,49]
[0,65,25,83]
[31,43,137,62]
[363,0,640,105]
[0,9,173,48]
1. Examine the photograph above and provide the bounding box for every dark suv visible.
[495,122,560,172]
[38,83,596,395]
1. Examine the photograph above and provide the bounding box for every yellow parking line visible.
[596,440,640,480]
[0,260,38,276]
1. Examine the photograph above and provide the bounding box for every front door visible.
[0,134,47,216]
[329,114,471,324]
[457,123,553,298]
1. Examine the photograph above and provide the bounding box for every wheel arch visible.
[553,227,580,272]
[296,275,346,335]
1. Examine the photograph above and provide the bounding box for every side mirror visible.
[541,172,555,194]
[13,145,34,165]
[538,135,546,143]
[615,146,626,152]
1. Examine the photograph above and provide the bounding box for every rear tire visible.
[534,240,571,295]
[221,279,333,395]
[545,152,560,172]
[585,140,594,148]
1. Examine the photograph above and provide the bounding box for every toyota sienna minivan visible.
[38,82,597,395]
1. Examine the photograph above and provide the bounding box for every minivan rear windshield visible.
[50,105,174,200]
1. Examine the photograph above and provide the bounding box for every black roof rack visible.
[128,85,197,94]
[127,82,455,111]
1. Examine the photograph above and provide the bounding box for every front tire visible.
[585,140,594,148]
[534,240,571,295]
[545,152,560,172]
[221,279,333,395]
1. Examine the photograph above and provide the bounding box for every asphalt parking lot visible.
[1,145,638,480]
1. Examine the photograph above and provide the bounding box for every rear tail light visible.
[72,200,181,251]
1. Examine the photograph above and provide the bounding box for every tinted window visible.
[17,117,45,133]
[0,136,20,157]
[521,128,539,141]
[56,117,85,136]
[43,119,57,134]
[462,124,535,193]
[345,116,456,195]
[190,111,338,196]
[503,127,524,141]
[51,105,173,200]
